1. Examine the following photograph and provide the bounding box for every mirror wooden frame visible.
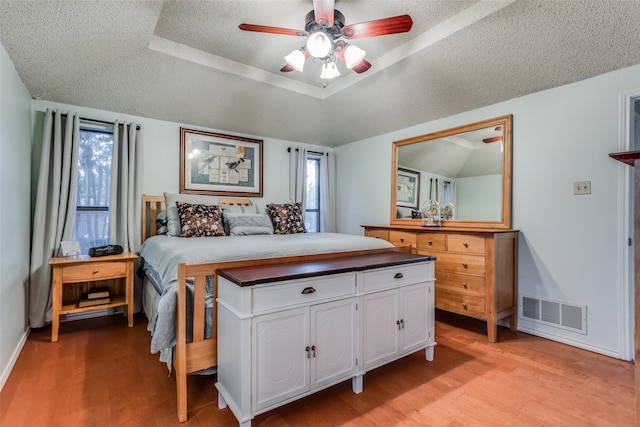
[390,114,513,229]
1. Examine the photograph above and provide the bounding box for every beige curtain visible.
[320,152,336,232]
[289,146,308,210]
[109,121,141,252]
[29,110,80,328]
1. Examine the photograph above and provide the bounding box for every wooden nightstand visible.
[49,252,138,342]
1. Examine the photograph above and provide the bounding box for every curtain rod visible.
[287,147,327,156]
[57,112,140,130]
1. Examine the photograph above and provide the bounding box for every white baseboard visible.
[517,325,623,360]
[0,327,30,392]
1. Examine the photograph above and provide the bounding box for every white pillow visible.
[224,212,273,236]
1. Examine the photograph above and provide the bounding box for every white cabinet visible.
[252,298,356,412]
[363,276,433,370]
[215,253,435,427]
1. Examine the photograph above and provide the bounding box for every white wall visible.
[31,100,330,215]
[0,42,32,390]
[336,64,640,360]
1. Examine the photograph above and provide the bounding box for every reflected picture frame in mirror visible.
[391,115,512,229]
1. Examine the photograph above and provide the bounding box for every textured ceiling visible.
[2,0,640,147]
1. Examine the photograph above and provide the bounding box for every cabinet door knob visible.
[461,303,467,309]
[462,282,468,289]
[311,345,316,358]
[397,320,401,330]
[301,287,316,294]
[92,269,99,274]
[463,242,468,247]
[461,262,467,268]
[400,319,405,329]
[306,346,311,358]
[394,272,404,279]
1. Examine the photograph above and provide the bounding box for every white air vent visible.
[520,295,586,334]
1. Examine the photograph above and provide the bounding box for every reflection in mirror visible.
[391,115,512,229]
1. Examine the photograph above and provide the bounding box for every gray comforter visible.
[138,232,394,365]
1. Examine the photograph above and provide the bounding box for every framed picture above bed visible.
[180,128,263,197]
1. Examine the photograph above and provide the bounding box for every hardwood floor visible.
[1,311,633,426]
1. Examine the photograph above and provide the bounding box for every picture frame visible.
[180,128,263,197]
[396,168,420,209]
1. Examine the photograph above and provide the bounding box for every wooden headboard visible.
[141,194,252,243]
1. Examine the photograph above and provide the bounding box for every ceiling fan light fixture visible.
[284,49,305,72]
[306,31,332,58]
[344,44,366,69]
[320,61,340,79]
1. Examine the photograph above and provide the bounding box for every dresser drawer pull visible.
[400,238,404,242]
[461,262,467,268]
[462,282,468,289]
[463,242,469,247]
[301,287,316,295]
[394,272,404,279]
[93,269,99,274]
[427,240,432,245]
[461,303,467,309]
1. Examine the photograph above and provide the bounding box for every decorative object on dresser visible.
[48,252,137,342]
[363,225,517,342]
[215,252,436,427]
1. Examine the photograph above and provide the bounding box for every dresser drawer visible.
[447,233,486,254]
[362,262,432,293]
[435,271,485,296]
[389,230,417,247]
[436,289,485,318]
[433,252,485,275]
[416,233,446,251]
[62,261,127,283]
[365,229,389,241]
[252,273,356,312]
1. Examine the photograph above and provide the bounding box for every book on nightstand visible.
[78,293,111,308]
[86,287,110,299]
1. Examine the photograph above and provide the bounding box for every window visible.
[305,154,321,232]
[75,123,114,254]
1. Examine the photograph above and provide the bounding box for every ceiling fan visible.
[239,0,413,80]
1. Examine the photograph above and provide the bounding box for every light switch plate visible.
[574,180,591,195]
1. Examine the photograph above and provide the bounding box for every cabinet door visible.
[253,307,309,411]
[311,298,357,389]
[363,289,398,369]
[399,283,429,353]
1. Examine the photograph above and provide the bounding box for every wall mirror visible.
[391,115,512,229]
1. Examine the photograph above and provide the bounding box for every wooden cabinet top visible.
[49,252,138,266]
[218,252,435,287]
[362,224,519,234]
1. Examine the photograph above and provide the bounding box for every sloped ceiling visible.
[1,0,640,147]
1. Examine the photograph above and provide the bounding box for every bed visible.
[138,194,405,422]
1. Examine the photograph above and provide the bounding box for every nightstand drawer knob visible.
[463,242,468,247]
[92,269,99,274]
[461,303,467,308]
[461,262,467,268]
[427,240,432,245]
[462,282,467,289]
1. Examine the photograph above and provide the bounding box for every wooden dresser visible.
[363,225,518,342]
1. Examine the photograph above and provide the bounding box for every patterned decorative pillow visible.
[265,203,307,235]
[176,202,225,237]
